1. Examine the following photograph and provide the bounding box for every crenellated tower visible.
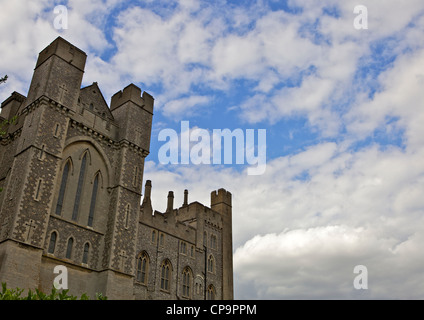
[25,36,87,110]
[211,189,233,300]
[101,84,154,297]
[0,36,233,300]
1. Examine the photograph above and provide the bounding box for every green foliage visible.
[95,292,108,300]
[0,121,6,137]
[0,116,18,137]
[0,116,18,193]
[0,282,24,300]
[0,282,107,300]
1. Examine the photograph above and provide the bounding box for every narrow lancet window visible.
[87,174,99,227]
[55,161,70,216]
[72,153,87,221]
[82,243,90,264]
[66,238,73,259]
[48,231,57,254]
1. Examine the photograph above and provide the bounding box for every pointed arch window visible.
[207,285,216,300]
[207,255,215,274]
[72,152,88,221]
[48,231,57,254]
[55,160,71,216]
[160,260,172,292]
[180,241,187,255]
[136,252,149,284]
[151,230,157,244]
[182,267,192,298]
[82,243,90,264]
[210,234,217,249]
[87,173,100,227]
[66,238,74,259]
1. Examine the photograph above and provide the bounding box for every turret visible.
[0,92,26,121]
[25,37,87,110]
[211,188,233,300]
[110,84,154,153]
[105,85,154,277]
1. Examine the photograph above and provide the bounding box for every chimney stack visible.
[144,180,152,198]
[166,191,174,213]
[183,189,188,207]
[141,180,153,216]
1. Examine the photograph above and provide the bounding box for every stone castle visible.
[0,37,233,300]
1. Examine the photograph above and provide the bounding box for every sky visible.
[1,0,424,299]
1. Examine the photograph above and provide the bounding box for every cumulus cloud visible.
[2,0,424,300]
[162,95,211,118]
[144,136,424,299]
[234,225,424,299]
[346,47,424,150]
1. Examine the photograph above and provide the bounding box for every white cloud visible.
[143,134,424,299]
[345,47,424,150]
[162,95,211,118]
[2,0,424,300]
[234,225,424,299]
[0,0,57,83]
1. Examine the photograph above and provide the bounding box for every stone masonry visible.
[0,37,233,300]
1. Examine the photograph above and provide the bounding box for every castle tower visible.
[211,189,234,300]
[0,37,233,300]
[0,37,87,290]
[25,36,87,110]
[0,37,155,299]
[100,84,154,298]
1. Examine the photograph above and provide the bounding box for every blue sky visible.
[1,0,424,299]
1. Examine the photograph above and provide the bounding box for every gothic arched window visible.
[151,230,156,244]
[207,255,215,274]
[207,285,215,300]
[66,238,74,259]
[82,242,90,264]
[56,143,109,228]
[87,173,100,227]
[182,267,192,299]
[48,231,57,254]
[55,160,71,216]
[136,252,149,284]
[160,260,172,292]
[210,234,217,249]
[72,152,88,221]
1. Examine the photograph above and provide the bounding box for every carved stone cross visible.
[24,219,36,243]
[58,84,67,102]
[119,250,128,271]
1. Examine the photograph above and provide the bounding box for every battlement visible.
[0,35,233,300]
[35,37,87,72]
[211,188,232,207]
[110,84,154,113]
[0,91,26,120]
